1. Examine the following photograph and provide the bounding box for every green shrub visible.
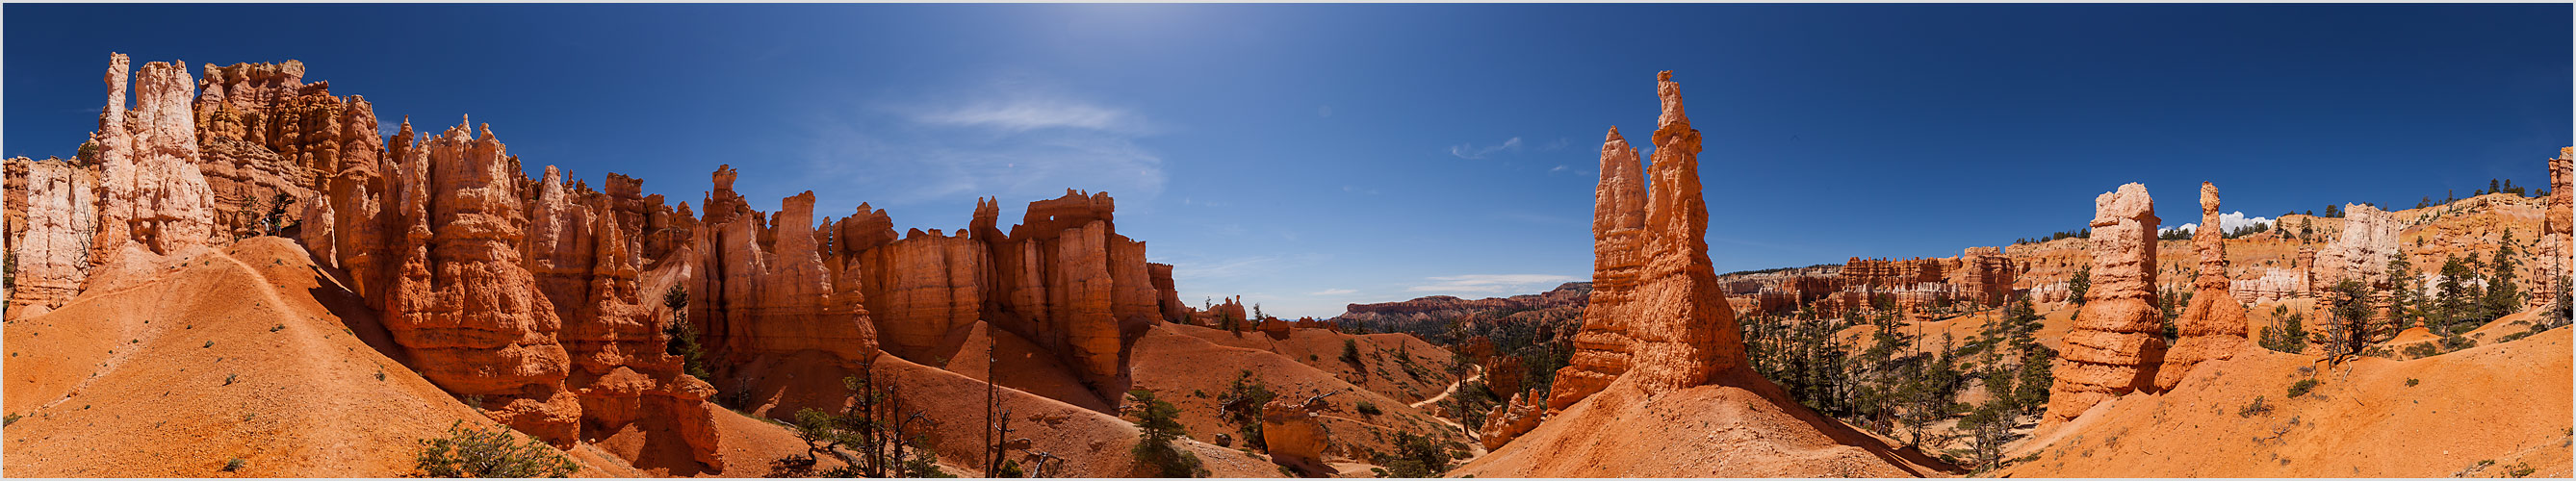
[2286,378,2318,398]
[2405,378,2419,387]
[223,373,238,386]
[4,413,19,426]
[2237,396,2272,418]
[1341,339,1363,366]
[414,419,579,478]
[1355,401,1382,417]
[222,457,247,472]
[1129,389,1207,477]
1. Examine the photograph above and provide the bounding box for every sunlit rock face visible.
[2155,182,2249,392]
[2047,183,2163,426]
[1548,71,1746,412]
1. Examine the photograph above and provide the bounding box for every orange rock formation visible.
[2154,182,2249,391]
[2046,183,2164,425]
[1546,126,1643,412]
[1546,71,1744,410]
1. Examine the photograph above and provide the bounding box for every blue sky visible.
[7,4,2568,318]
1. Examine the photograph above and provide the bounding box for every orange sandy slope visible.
[2004,326,2573,477]
[1130,323,1474,472]
[1453,368,1952,478]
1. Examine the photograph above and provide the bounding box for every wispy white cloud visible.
[1309,289,1356,295]
[1548,165,1569,174]
[914,98,1140,133]
[798,80,1166,205]
[2162,212,2275,235]
[1447,137,1523,160]
[1407,274,1580,293]
[1541,137,1571,151]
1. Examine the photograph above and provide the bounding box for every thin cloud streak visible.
[1448,137,1523,160]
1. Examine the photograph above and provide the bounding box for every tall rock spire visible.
[1626,70,1741,392]
[1544,71,1748,413]
[2155,182,2248,391]
[1547,126,1646,412]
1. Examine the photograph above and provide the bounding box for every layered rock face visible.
[524,168,726,469]
[1546,127,1644,412]
[378,121,581,443]
[2538,147,2572,309]
[6,159,97,316]
[191,61,368,240]
[1547,71,1745,410]
[2046,183,2163,426]
[849,224,987,357]
[1334,283,1589,323]
[1953,247,2018,306]
[1622,71,1742,393]
[91,54,219,261]
[2154,183,2248,391]
[2312,203,2400,293]
[688,168,880,367]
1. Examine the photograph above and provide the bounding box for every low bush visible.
[414,419,579,478]
[2286,378,2319,398]
[2237,395,2273,418]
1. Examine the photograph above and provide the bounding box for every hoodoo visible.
[2046,183,2162,425]
[2154,182,2249,391]
[1456,71,1936,478]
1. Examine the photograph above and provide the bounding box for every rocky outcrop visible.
[2154,183,2248,391]
[1192,295,1249,328]
[1483,355,1526,397]
[1549,71,1744,409]
[851,227,987,358]
[2537,147,2572,309]
[1333,283,1589,323]
[91,53,219,261]
[1149,263,1187,324]
[1842,257,1953,288]
[2046,183,2164,426]
[1477,391,1543,451]
[1953,247,2018,306]
[2228,267,2307,305]
[378,120,580,443]
[6,159,96,317]
[523,169,727,469]
[689,170,880,367]
[1260,394,1330,476]
[2312,203,2400,292]
[1547,126,1644,413]
[192,61,388,240]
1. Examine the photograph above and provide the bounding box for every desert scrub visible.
[1356,401,1383,416]
[2286,378,2318,398]
[4,413,19,426]
[222,457,247,472]
[2236,396,2272,418]
[414,419,579,477]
